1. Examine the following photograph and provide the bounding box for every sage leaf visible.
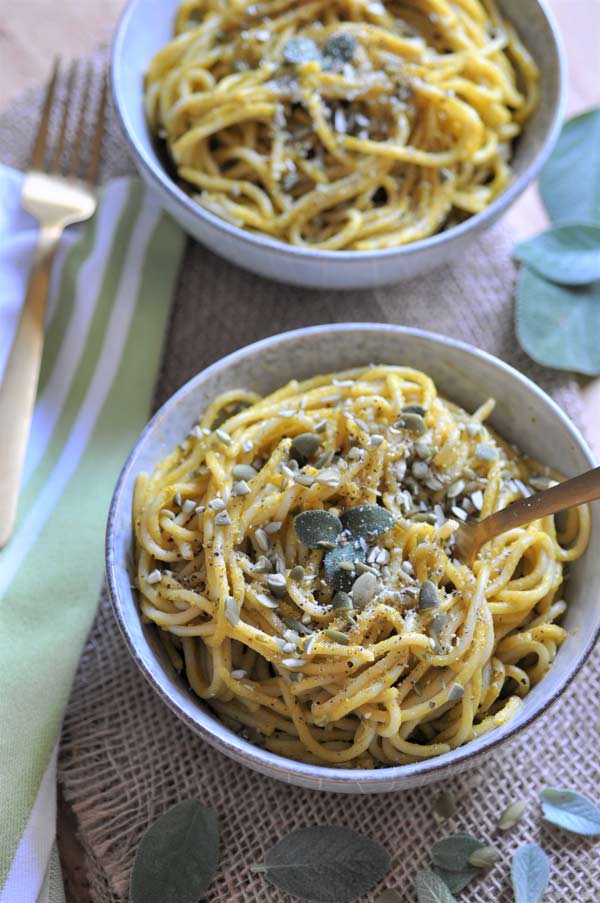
[516,266,600,375]
[324,544,366,591]
[294,510,342,549]
[433,866,478,894]
[511,844,550,903]
[341,504,395,539]
[539,108,600,225]
[431,833,486,872]
[540,787,600,836]
[258,825,390,902]
[416,868,458,903]
[323,33,357,65]
[514,224,600,285]
[131,800,219,903]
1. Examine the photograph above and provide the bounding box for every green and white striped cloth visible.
[0,163,185,903]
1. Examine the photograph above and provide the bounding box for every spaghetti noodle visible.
[133,366,589,767]
[144,0,539,249]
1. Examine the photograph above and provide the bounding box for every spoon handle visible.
[477,465,600,545]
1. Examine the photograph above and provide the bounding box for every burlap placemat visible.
[2,51,599,903]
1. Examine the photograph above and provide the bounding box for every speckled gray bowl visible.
[106,325,599,792]
[112,0,566,289]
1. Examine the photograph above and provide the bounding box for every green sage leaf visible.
[341,504,394,539]
[539,108,600,225]
[323,33,357,65]
[433,866,478,894]
[131,800,219,903]
[514,224,600,285]
[416,868,458,903]
[516,266,600,375]
[294,510,342,549]
[324,544,366,591]
[540,787,600,836]
[511,844,550,903]
[258,824,390,902]
[430,833,486,872]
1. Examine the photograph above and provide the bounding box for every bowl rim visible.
[106,323,599,790]
[110,0,567,264]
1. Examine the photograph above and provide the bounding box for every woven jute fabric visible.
[2,52,599,903]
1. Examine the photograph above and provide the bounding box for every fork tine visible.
[67,62,93,178]
[30,58,60,170]
[85,71,108,184]
[50,61,77,173]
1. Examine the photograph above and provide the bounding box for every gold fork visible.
[0,60,107,547]
[454,465,600,564]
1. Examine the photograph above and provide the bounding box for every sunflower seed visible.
[281,657,306,669]
[146,569,162,585]
[475,443,498,462]
[253,555,273,574]
[448,683,464,702]
[215,510,232,526]
[209,498,226,511]
[231,669,247,680]
[232,480,250,496]
[447,479,465,499]
[255,528,270,552]
[294,473,315,487]
[215,428,232,445]
[224,595,239,626]
[255,593,279,610]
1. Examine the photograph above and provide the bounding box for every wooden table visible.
[1,2,599,900]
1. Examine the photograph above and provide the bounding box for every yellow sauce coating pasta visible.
[144,0,539,249]
[133,366,589,767]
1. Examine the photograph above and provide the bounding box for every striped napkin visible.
[0,163,184,903]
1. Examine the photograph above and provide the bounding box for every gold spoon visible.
[454,465,600,565]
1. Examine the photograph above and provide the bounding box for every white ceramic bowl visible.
[106,324,599,793]
[111,0,566,290]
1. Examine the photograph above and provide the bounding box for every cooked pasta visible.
[144,0,539,250]
[133,366,589,767]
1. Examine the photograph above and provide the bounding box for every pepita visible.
[289,565,305,582]
[324,628,350,645]
[253,555,273,574]
[497,799,527,831]
[352,571,378,609]
[232,463,258,481]
[332,591,353,611]
[418,580,440,610]
[399,412,427,435]
[468,846,501,868]
[291,432,321,462]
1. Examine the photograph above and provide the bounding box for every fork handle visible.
[0,223,63,547]
[476,465,600,548]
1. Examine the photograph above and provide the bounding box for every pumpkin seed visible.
[314,419,328,433]
[283,616,311,635]
[291,432,321,462]
[232,463,258,481]
[430,612,447,636]
[231,480,250,496]
[352,572,378,609]
[468,846,501,868]
[399,412,427,435]
[529,475,553,491]
[356,561,378,576]
[414,439,433,459]
[411,512,437,525]
[283,37,321,64]
[289,565,305,582]
[324,628,350,645]
[214,510,232,526]
[419,580,440,611]
[324,544,366,592]
[498,799,527,831]
[446,479,465,499]
[255,593,279,610]
[432,790,456,823]
[341,504,394,539]
[333,591,353,611]
[209,498,226,511]
[475,443,498,462]
[402,403,426,416]
[315,449,335,469]
[448,683,464,702]
[224,596,239,627]
[294,510,342,548]
[294,473,315,488]
[253,556,273,574]
[255,528,270,552]
[267,574,288,598]
[302,633,317,655]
